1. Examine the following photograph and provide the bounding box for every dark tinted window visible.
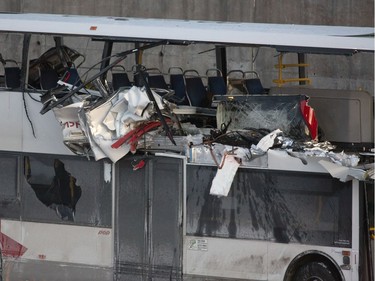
[0,153,20,219]
[0,154,18,199]
[186,166,352,247]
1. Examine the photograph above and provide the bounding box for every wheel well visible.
[283,251,344,281]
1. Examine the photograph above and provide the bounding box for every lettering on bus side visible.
[98,229,111,235]
[63,121,80,129]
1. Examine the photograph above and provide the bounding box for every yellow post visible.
[273,53,311,87]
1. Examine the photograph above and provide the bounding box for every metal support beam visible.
[298,53,307,85]
[215,46,227,80]
[100,41,113,82]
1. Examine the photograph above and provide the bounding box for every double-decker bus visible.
[0,13,373,281]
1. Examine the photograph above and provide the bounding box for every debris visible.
[209,154,241,197]
[319,160,366,182]
[254,129,282,152]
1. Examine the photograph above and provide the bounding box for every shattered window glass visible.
[216,95,311,141]
[22,155,111,227]
[186,165,352,247]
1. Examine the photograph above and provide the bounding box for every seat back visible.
[112,72,132,91]
[62,68,83,87]
[206,69,226,96]
[184,69,209,107]
[4,67,21,89]
[2,59,21,89]
[227,70,246,94]
[39,68,59,90]
[146,68,168,90]
[169,67,188,105]
[244,71,266,95]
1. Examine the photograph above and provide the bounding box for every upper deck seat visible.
[39,68,60,90]
[2,59,21,89]
[168,67,189,105]
[146,68,169,90]
[111,65,132,91]
[244,71,267,95]
[184,69,210,107]
[206,68,227,96]
[227,70,246,95]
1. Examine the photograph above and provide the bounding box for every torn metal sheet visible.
[210,154,240,197]
[85,93,130,162]
[318,159,366,182]
[254,129,282,152]
[268,149,328,173]
[51,86,175,162]
[53,102,90,156]
[327,151,360,167]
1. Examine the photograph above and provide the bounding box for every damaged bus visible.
[0,13,373,281]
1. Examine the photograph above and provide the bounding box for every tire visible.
[292,261,339,281]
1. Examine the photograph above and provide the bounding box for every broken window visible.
[24,156,81,221]
[22,155,111,227]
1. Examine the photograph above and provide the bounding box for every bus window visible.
[0,33,23,89]
[0,153,20,219]
[186,166,352,247]
[0,155,18,199]
[22,155,112,227]
[271,172,352,247]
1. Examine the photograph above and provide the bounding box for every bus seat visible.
[206,68,227,96]
[169,67,189,105]
[112,72,132,91]
[227,70,246,95]
[244,71,267,95]
[39,68,59,90]
[62,67,83,87]
[184,69,210,107]
[2,59,21,89]
[146,68,168,90]
[111,65,132,91]
[4,67,21,89]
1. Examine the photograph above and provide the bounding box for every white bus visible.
[0,13,373,281]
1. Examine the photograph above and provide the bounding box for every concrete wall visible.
[0,0,373,93]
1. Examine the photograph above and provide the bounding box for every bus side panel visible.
[184,165,353,280]
[1,220,112,266]
[267,244,353,281]
[184,236,267,280]
[0,90,73,155]
[0,91,23,151]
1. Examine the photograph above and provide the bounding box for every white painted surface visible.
[0,90,23,151]
[184,235,355,281]
[0,13,373,52]
[268,149,328,173]
[0,91,74,155]
[1,220,112,267]
[183,236,268,280]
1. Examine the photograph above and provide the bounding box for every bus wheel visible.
[292,261,337,281]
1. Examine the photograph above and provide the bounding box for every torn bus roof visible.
[47,81,373,186]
